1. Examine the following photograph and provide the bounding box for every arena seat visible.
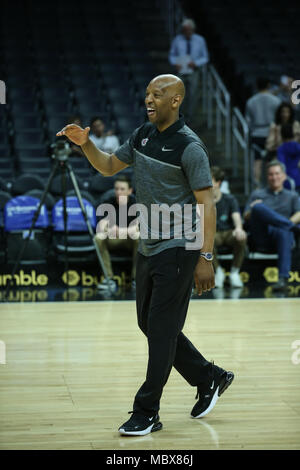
[88,173,115,202]
[52,196,97,263]
[11,174,45,196]
[4,195,50,265]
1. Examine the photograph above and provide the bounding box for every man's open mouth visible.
[147,108,156,116]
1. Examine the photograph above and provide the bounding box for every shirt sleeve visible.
[229,195,240,214]
[181,142,212,190]
[194,36,209,67]
[114,127,139,166]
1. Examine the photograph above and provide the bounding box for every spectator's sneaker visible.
[214,267,225,288]
[119,411,162,436]
[272,277,288,291]
[229,287,243,299]
[97,278,117,291]
[229,270,243,288]
[191,363,234,419]
[212,287,225,300]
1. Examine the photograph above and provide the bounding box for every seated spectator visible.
[277,124,300,194]
[211,167,247,288]
[244,160,300,291]
[265,103,300,158]
[95,175,139,291]
[89,116,120,153]
[245,77,281,186]
[67,114,85,156]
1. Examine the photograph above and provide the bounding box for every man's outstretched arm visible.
[56,124,128,176]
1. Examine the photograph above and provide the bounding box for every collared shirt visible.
[169,33,209,70]
[244,187,300,219]
[115,116,212,256]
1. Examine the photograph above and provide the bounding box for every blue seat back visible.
[4,195,49,231]
[52,196,96,232]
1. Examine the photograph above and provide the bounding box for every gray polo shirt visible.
[115,117,212,256]
[244,187,300,219]
[245,92,281,138]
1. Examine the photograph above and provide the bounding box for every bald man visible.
[57,74,234,436]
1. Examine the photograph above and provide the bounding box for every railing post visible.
[232,107,250,195]
[207,65,231,159]
[232,114,238,177]
[216,87,221,144]
[225,95,231,161]
[201,63,207,115]
[207,71,213,129]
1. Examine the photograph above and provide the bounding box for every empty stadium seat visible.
[13,115,44,132]
[88,173,115,203]
[11,174,45,196]
[14,130,45,149]
[49,173,85,198]
[52,196,97,263]
[4,195,50,265]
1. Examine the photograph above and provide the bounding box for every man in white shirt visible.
[89,116,120,154]
[169,18,209,125]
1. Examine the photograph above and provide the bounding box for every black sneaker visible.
[118,411,163,436]
[272,277,288,291]
[191,364,234,419]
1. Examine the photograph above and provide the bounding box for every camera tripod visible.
[5,139,113,296]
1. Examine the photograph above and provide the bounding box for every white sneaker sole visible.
[119,421,162,436]
[191,386,220,419]
[97,284,115,291]
[230,282,243,288]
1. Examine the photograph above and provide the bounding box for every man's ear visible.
[172,94,182,109]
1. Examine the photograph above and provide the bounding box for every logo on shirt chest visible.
[141,138,149,146]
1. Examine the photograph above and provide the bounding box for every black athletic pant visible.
[133,246,213,416]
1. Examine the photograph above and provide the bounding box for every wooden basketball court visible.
[0,298,299,450]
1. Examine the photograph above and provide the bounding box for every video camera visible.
[51,136,72,162]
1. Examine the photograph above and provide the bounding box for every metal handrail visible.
[206,65,231,160]
[232,107,250,194]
